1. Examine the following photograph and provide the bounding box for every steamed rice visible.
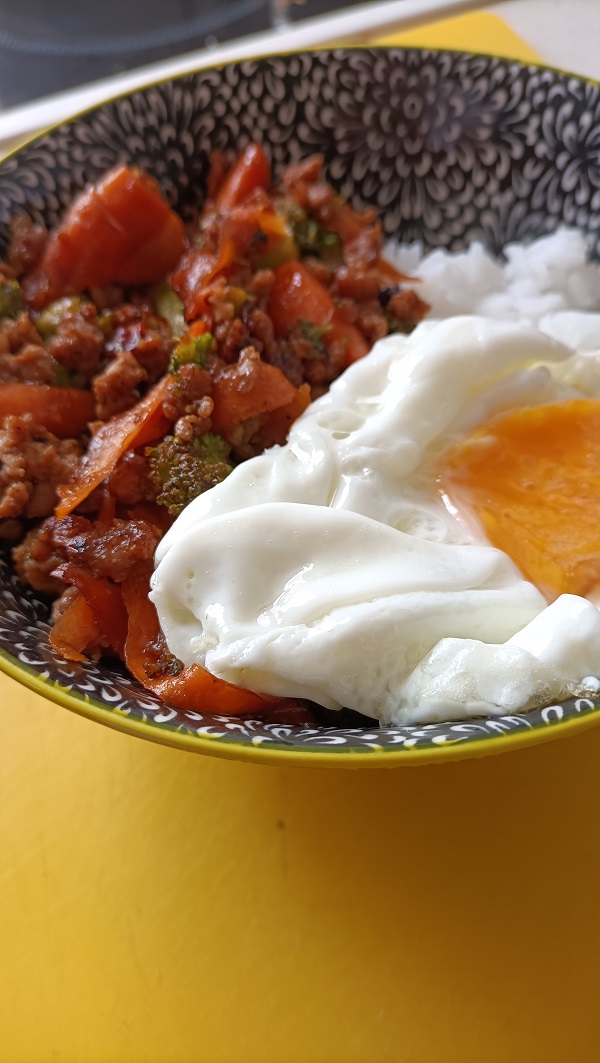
[384,229,600,350]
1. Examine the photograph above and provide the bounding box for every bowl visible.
[2,47,600,767]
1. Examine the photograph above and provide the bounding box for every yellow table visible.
[2,15,597,1063]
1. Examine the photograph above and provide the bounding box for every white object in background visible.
[491,0,600,82]
[0,0,496,154]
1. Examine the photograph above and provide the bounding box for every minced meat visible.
[0,416,81,521]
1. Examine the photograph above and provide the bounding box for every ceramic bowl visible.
[2,48,600,766]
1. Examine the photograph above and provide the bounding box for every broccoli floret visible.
[168,332,215,375]
[0,279,22,319]
[148,433,232,516]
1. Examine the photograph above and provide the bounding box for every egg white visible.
[151,316,600,724]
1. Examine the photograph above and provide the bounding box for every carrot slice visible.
[150,667,276,715]
[0,384,94,438]
[55,375,171,519]
[121,563,273,714]
[210,358,299,436]
[54,562,128,658]
[23,165,186,309]
[49,591,100,662]
[268,261,369,366]
[216,143,271,213]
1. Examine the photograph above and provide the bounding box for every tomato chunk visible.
[216,143,271,212]
[210,357,299,436]
[23,166,186,308]
[268,261,369,366]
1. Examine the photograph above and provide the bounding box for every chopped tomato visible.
[216,143,271,212]
[268,261,369,366]
[210,357,300,436]
[23,165,186,309]
[0,384,94,438]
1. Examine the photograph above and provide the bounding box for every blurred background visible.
[0,0,371,108]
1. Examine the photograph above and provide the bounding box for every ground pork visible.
[7,214,48,276]
[0,343,56,384]
[48,514,162,582]
[107,306,174,382]
[108,452,157,505]
[92,349,147,420]
[13,523,65,594]
[49,304,105,379]
[162,364,213,422]
[0,416,81,521]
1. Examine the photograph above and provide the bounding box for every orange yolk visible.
[440,398,600,603]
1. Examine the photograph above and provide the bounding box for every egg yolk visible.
[440,398,600,603]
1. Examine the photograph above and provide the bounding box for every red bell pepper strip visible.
[55,375,171,519]
[0,383,94,438]
[23,165,186,309]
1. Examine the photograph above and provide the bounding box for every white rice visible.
[383,229,600,350]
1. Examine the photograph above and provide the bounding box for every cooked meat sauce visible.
[0,144,429,724]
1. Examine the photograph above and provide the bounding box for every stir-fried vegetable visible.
[0,279,22,319]
[268,261,369,366]
[55,377,172,519]
[23,165,186,309]
[1,141,430,721]
[0,383,94,437]
[148,433,232,516]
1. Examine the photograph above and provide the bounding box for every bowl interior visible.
[2,47,600,762]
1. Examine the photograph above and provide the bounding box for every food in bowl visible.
[152,313,600,725]
[3,138,600,729]
[0,143,428,723]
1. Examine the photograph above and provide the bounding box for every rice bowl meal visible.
[2,48,600,761]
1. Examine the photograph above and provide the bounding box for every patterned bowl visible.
[2,48,600,766]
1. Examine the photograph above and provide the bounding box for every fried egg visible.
[151,316,600,724]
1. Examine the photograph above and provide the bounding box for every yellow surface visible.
[2,15,598,1063]
[374,10,542,62]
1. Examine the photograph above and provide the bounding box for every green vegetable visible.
[97,309,116,338]
[0,279,22,319]
[52,365,86,388]
[297,318,331,356]
[153,283,187,339]
[35,296,82,337]
[147,433,232,516]
[283,201,341,264]
[385,312,417,336]
[168,332,215,375]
